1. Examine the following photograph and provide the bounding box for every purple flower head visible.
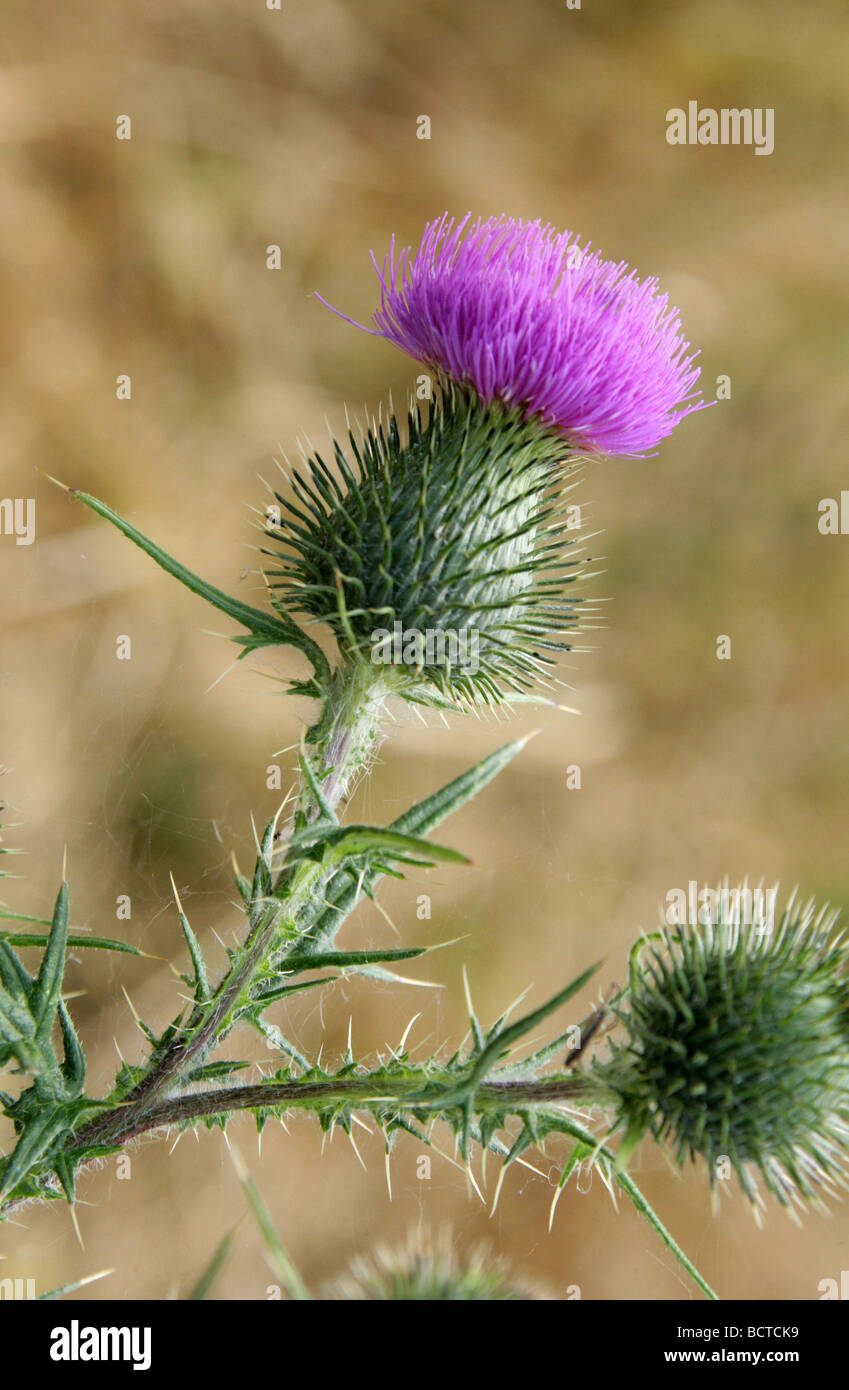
[321,213,709,456]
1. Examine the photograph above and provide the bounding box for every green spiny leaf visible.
[38,1270,115,1301]
[32,883,70,1042]
[189,1230,236,1300]
[57,1000,86,1095]
[61,485,330,684]
[316,826,468,870]
[247,975,332,1008]
[281,946,426,972]
[433,962,601,1108]
[178,912,210,1004]
[231,1149,311,1300]
[302,737,528,953]
[0,912,142,956]
[0,1106,70,1203]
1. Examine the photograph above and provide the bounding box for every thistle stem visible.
[299,659,391,821]
[70,1074,595,1152]
[116,661,390,1114]
[2,1064,720,1303]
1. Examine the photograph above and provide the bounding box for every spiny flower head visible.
[595,887,849,1210]
[262,382,592,709]
[324,212,707,456]
[0,793,21,881]
[324,1228,546,1301]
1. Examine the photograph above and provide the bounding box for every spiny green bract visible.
[262,381,590,707]
[596,889,849,1209]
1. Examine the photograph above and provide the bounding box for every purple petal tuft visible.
[328,213,710,456]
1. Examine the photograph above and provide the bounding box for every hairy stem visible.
[119,660,391,1113]
[299,659,391,821]
[2,1067,719,1304]
[70,1074,596,1152]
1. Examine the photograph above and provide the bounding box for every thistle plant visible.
[2,213,845,1301]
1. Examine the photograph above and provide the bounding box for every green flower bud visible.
[324,1228,546,1300]
[262,382,589,709]
[595,888,849,1209]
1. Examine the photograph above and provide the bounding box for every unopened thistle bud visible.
[594,889,849,1209]
[263,383,584,707]
[325,1228,547,1301]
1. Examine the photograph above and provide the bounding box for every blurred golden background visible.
[2,0,848,1300]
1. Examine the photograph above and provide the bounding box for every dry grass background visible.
[1,0,848,1300]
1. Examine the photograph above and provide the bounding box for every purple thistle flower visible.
[320,213,709,457]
